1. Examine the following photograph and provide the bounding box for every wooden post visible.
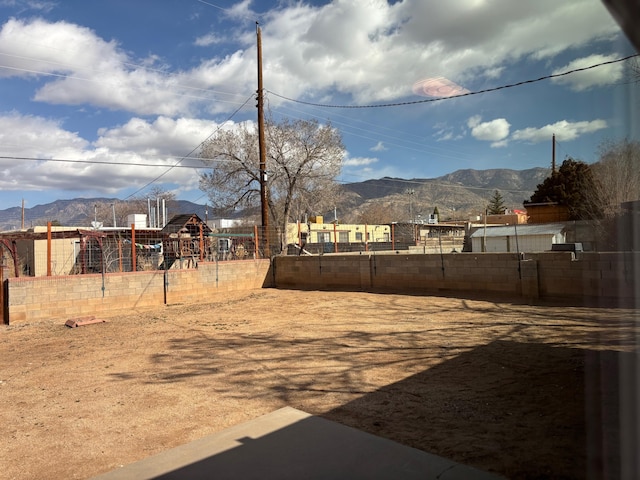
[254,225,260,258]
[256,24,270,257]
[131,224,136,272]
[199,224,204,262]
[392,223,395,251]
[47,221,52,276]
[333,222,338,253]
[552,133,556,173]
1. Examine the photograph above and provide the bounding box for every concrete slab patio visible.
[91,407,504,480]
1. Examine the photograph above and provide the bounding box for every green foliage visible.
[432,206,439,217]
[527,157,601,220]
[487,190,506,215]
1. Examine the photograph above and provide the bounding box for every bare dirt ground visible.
[1,288,638,480]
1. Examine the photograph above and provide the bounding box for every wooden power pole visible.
[256,23,270,256]
[552,133,556,173]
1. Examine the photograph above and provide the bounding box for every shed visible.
[161,214,212,267]
[469,223,567,253]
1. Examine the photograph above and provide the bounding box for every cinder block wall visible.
[534,251,639,304]
[274,252,639,305]
[6,259,272,324]
[6,252,638,324]
[274,253,524,296]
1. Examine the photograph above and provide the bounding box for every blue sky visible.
[0,0,637,208]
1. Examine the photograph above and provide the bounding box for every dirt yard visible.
[1,288,638,479]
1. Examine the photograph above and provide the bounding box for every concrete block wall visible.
[534,251,639,304]
[6,259,272,324]
[5,252,638,324]
[275,253,524,296]
[274,252,639,305]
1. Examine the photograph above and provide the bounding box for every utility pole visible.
[256,23,270,256]
[552,133,556,173]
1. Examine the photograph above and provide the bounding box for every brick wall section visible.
[6,259,272,324]
[274,252,639,305]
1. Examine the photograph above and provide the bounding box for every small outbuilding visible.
[469,223,567,253]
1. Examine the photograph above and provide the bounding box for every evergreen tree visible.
[487,190,506,215]
[527,157,601,220]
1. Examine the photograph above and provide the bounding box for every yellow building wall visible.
[286,222,391,245]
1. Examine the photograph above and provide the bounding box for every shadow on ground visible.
[324,340,638,480]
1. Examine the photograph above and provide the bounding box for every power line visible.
[123,93,255,200]
[336,175,542,195]
[267,53,640,109]
[195,0,266,22]
[269,100,476,162]
[0,155,215,167]
[0,63,251,108]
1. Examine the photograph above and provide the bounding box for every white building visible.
[469,223,567,253]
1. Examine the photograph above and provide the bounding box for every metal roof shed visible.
[469,223,567,253]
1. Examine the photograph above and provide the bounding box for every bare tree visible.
[591,138,640,218]
[351,201,403,225]
[199,117,344,250]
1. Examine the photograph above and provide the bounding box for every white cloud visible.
[257,0,619,103]
[0,0,55,12]
[433,122,465,142]
[512,119,607,143]
[468,116,511,142]
[194,33,221,47]
[550,54,624,91]
[95,116,221,156]
[0,0,620,117]
[370,141,387,152]
[0,18,250,117]
[343,156,378,167]
[0,112,206,193]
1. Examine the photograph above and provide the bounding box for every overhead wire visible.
[2,5,635,202]
[267,53,640,109]
[333,175,543,195]
[0,62,251,108]
[0,52,244,100]
[269,98,476,162]
[0,155,231,167]
[263,54,640,167]
[123,93,255,200]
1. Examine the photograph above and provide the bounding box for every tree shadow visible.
[324,340,637,480]
[105,297,639,479]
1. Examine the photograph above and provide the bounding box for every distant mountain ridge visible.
[0,198,210,232]
[339,167,550,221]
[0,167,550,231]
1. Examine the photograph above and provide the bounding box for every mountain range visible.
[0,167,550,231]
